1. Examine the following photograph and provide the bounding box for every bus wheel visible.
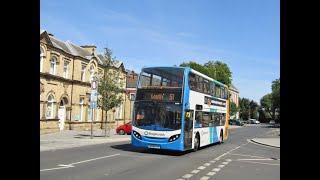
[193,134,200,152]
[220,131,224,144]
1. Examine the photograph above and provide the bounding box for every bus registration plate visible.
[148,144,160,149]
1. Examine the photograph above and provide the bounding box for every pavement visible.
[40,125,280,152]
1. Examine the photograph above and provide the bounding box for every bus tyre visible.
[193,134,200,152]
[219,131,224,144]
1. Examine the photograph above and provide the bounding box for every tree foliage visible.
[230,101,239,118]
[180,60,232,86]
[98,47,124,124]
[239,97,250,120]
[260,78,280,121]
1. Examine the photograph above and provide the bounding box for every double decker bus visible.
[131,66,230,152]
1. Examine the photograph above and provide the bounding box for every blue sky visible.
[40,0,279,104]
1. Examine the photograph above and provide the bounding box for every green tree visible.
[260,78,280,122]
[230,102,239,119]
[205,61,232,86]
[98,47,124,136]
[271,78,280,121]
[180,61,208,75]
[249,100,259,119]
[260,94,273,118]
[180,60,232,86]
[239,98,250,120]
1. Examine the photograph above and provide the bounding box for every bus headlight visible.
[133,130,142,140]
[168,134,180,142]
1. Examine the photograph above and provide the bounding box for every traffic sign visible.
[91,80,97,90]
[90,101,97,109]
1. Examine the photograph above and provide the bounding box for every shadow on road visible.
[110,143,193,156]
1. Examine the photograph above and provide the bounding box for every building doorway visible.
[58,99,65,130]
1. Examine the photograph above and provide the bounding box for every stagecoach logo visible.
[201,131,208,136]
[144,131,166,137]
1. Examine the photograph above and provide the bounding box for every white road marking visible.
[203,163,211,166]
[214,158,220,160]
[229,153,271,159]
[207,172,216,176]
[218,165,225,168]
[200,176,210,180]
[237,158,275,161]
[215,142,249,159]
[58,164,74,167]
[190,170,200,174]
[197,166,206,170]
[209,160,216,163]
[69,154,120,165]
[222,162,229,165]
[226,159,232,162]
[105,174,108,175]
[238,160,280,166]
[212,168,220,172]
[40,166,70,172]
[40,154,120,172]
[182,174,193,178]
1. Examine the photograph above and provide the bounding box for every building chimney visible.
[81,45,96,56]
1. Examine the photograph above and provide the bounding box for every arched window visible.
[90,64,95,83]
[40,48,44,72]
[46,95,54,118]
[50,57,57,75]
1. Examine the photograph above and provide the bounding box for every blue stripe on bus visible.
[213,127,219,142]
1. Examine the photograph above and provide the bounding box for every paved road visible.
[40,124,279,180]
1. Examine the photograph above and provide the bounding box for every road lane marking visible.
[229,153,271,159]
[190,170,200,174]
[69,154,120,165]
[40,166,71,172]
[218,165,225,168]
[40,153,120,172]
[215,142,249,159]
[237,160,280,166]
[58,164,74,167]
[237,158,275,161]
[200,176,210,180]
[197,166,206,170]
[222,162,229,165]
[182,174,193,178]
[203,163,211,166]
[209,160,216,163]
[207,172,216,176]
[212,168,220,172]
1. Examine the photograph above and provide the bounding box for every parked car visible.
[269,120,275,126]
[254,120,260,124]
[247,119,256,124]
[229,119,237,125]
[116,121,132,135]
[229,119,244,126]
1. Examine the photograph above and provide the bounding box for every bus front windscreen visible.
[133,102,182,131]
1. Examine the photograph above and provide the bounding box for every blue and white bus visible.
[131,66,230,151]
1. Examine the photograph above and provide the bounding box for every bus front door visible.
[184,110,194,150]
